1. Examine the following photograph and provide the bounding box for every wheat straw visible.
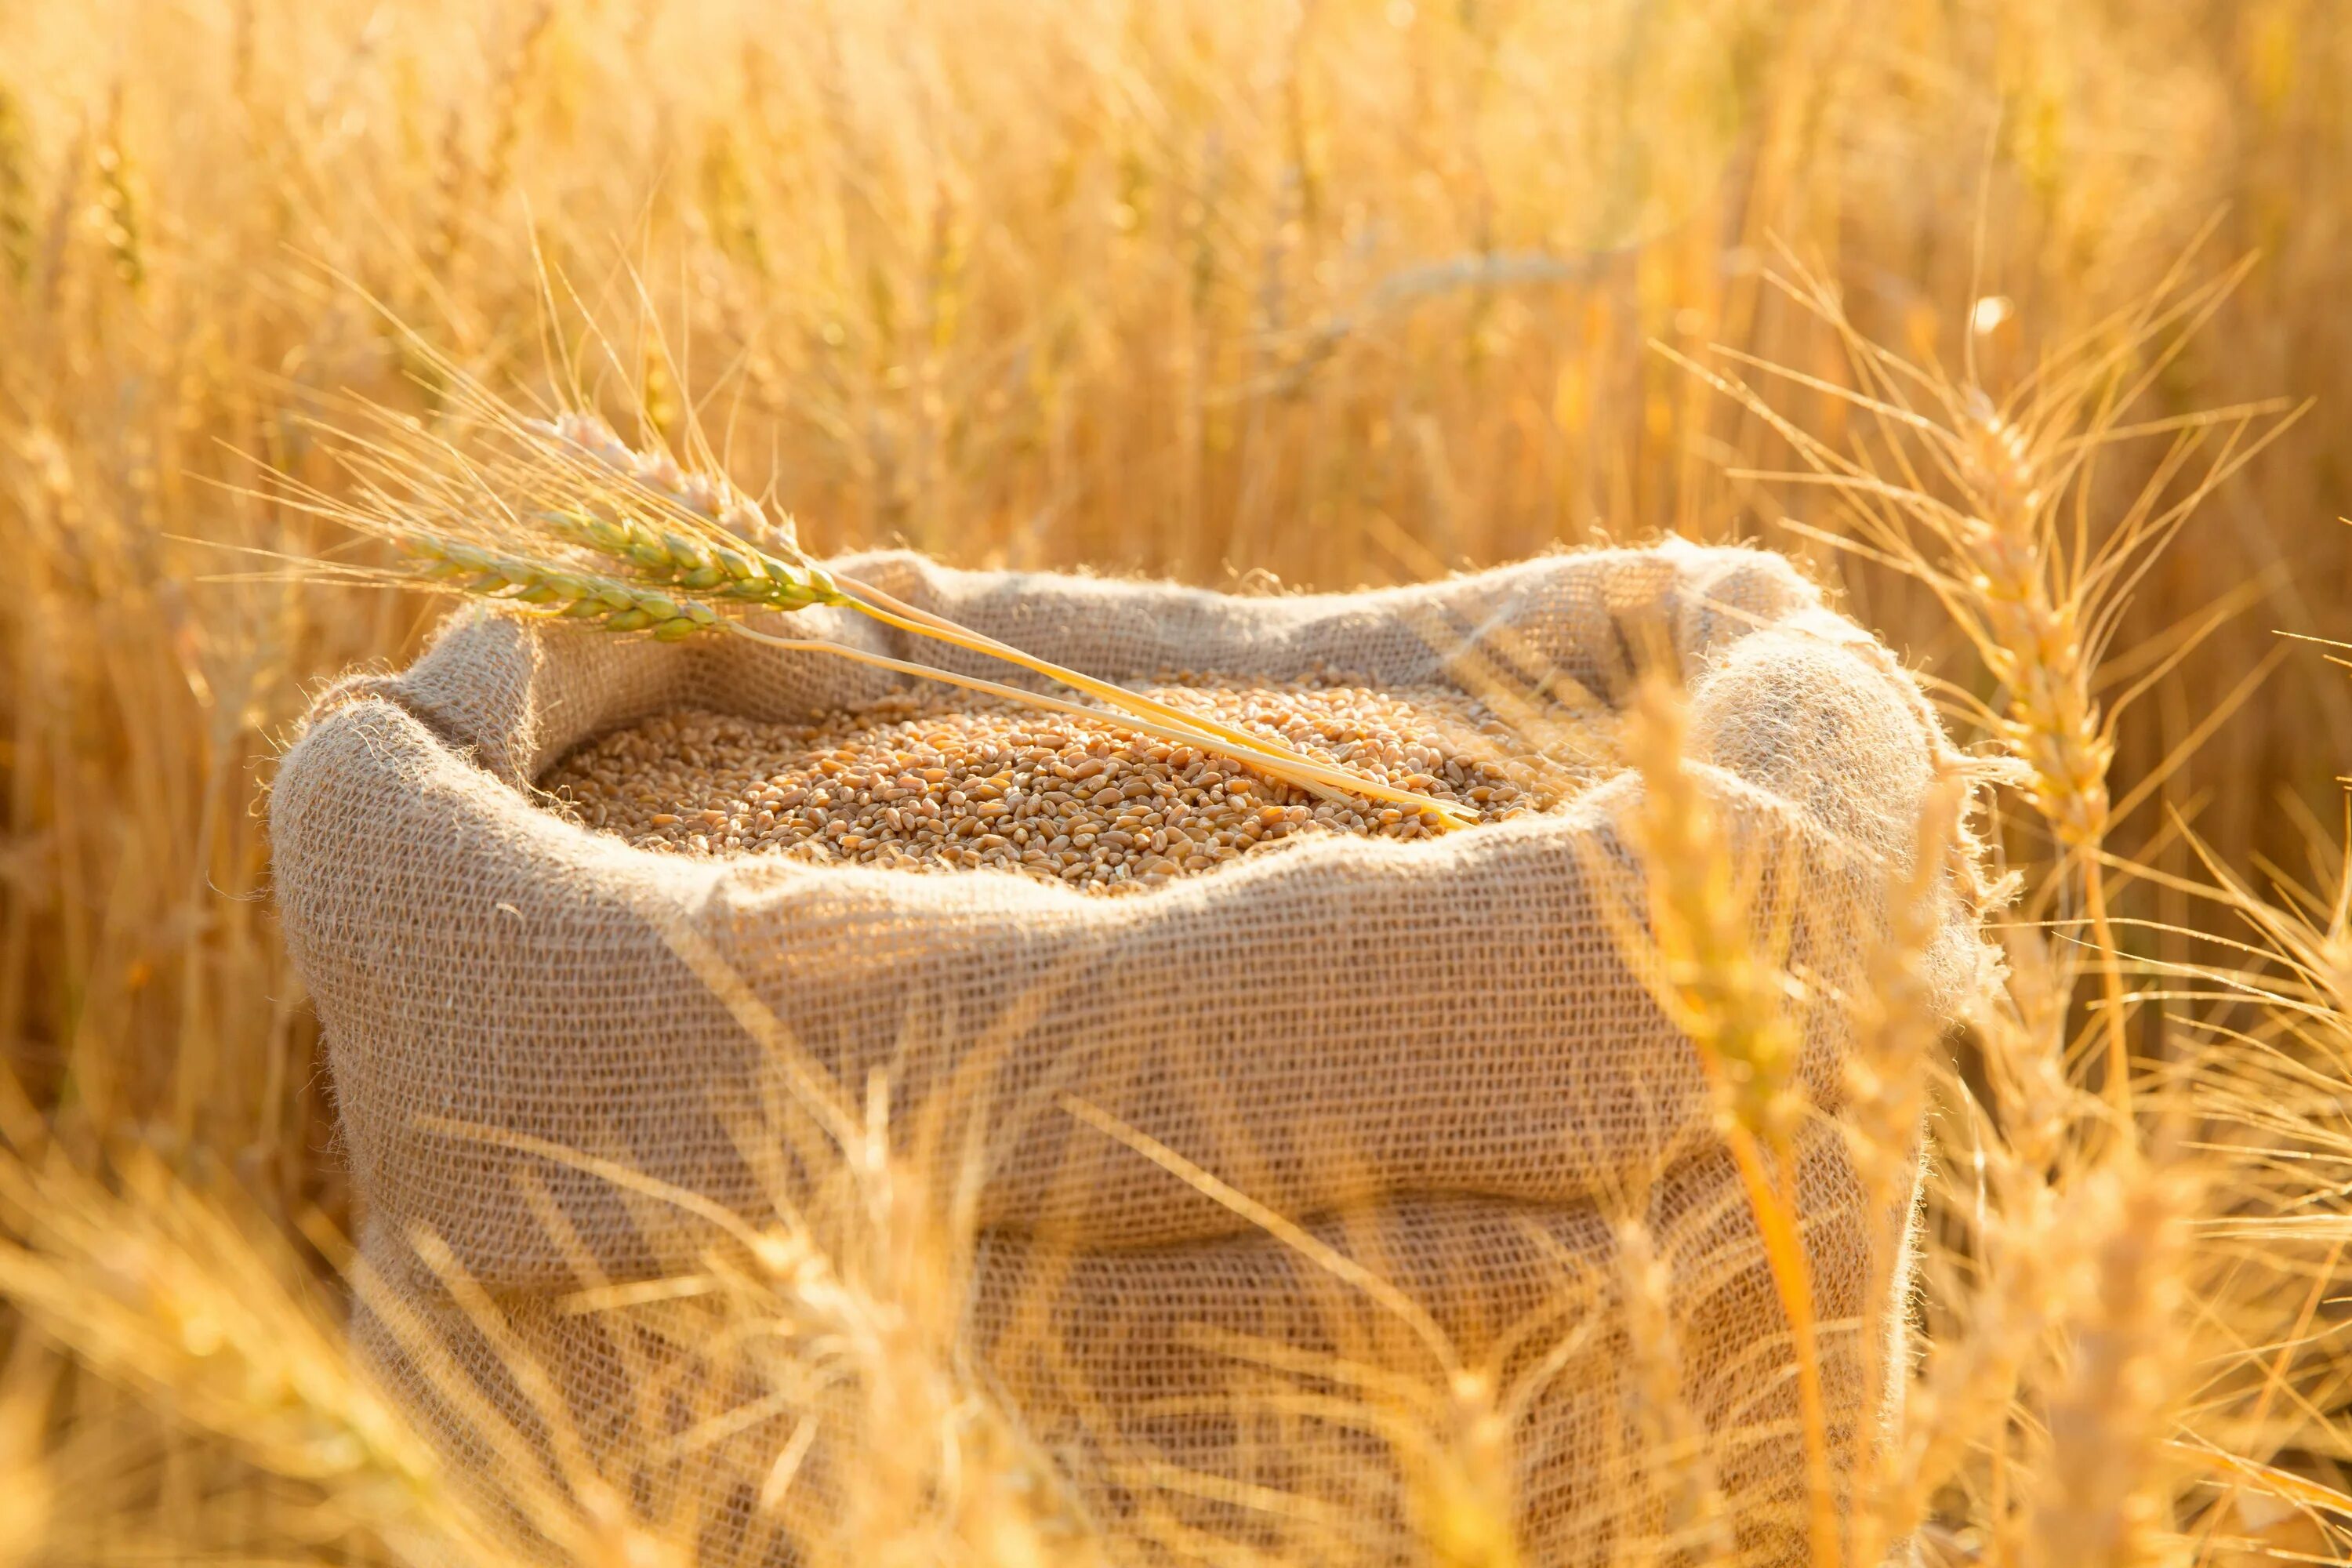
[1599,676,1839,1568]
[271,392,1479,830]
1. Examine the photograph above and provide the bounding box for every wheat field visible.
[3,1,2352,1564]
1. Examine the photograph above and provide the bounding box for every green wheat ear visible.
[398,532,721,641]
[529,412,842,611]
[371,410,1475,827]
[537,507,838,612]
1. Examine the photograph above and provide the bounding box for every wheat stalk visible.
[534,410,1476,820]
[2019,1155,2192,1568]
[0,1148,524,1568]
[0,84,31,293]
[1594,675,1841,1568]
[1835,775,1972,1568]
[1671,255,2308,1118]
[267,390,1475,830]
[1611,1218,1733,1563]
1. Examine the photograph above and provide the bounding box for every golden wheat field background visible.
[5,1,2352,1564]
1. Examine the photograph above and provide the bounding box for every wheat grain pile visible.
[540,679,1600,891]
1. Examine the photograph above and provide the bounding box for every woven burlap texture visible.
[271,539,1988,1566]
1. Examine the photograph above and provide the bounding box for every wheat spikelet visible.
[1611,1218,1733,1565]
[0,1342,47,1568]
[1594,674,1838,1568]
[0,85,30,294]
[264,377,1479,829]
[1837,777,1962,1568]
[1673,259,2308,1116]
[91,86,141,295]
[426,901,1109,1568]
[0,1148,524,1567]
[1881,925,2092,1548]
[1399,1374,1523,1568]
[2020,1155,2192,1568]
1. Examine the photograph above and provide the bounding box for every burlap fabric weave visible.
[270,540,1989,1565]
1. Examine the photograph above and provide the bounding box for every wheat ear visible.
[1599,676,1841,1568]
[292,401,1475,828]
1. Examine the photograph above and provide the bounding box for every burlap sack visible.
[270,540,1988,1565]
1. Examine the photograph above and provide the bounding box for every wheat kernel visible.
[541,679,1604,895]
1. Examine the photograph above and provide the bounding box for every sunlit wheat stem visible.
[1839,777,1962,1567]
[1610,677,1840,1568]
[324,405,1476,828]
[1951,392,2134,1119]
[826,570,1457,817]
[0,1150,521,1567]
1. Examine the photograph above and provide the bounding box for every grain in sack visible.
[270,540,1992,1563]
